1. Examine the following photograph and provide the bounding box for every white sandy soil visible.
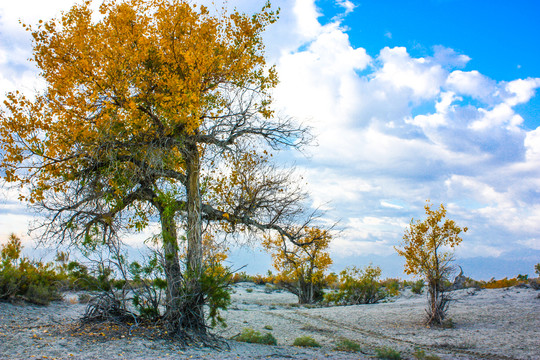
[0,283,539,359]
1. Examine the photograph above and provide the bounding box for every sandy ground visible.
[0,283,539,360]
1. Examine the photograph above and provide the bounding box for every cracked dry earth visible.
[1,283,539,359]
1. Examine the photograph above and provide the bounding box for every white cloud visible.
[271,0,540,266]
[504,78,540,106]
[431,46,470,68]
[374,47,446,100]
[446,70,496,101]
[275,20,371,130]
[407,91,457,128]
[517,238,540,251]
[336,0,356,15]
[380,201,403,209]
[292,0,322,39]
[469,103,523,130]
[524,126,540,161]
[456,243,505,258]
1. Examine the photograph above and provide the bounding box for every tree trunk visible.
[159,208,183,327]
[182,141,205,332]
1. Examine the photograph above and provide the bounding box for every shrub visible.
[234,328,277,345]
[381,278,401,297]
[334,338,361,352]
[483,277,526,289]
[325,265,386,305]
[230,272,253,284]
[414,348,442,360]
[375,346,401,359]
[264,283,278,293]
[293,335,321,347]
[535,263,540,277]
[246,288,254,293]
[65,261,114,291]
[252,274,267,285]
[411,279,425,294]
[0,234,63,305]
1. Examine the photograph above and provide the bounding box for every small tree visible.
[263,227,332,304]
[395,201,467,326]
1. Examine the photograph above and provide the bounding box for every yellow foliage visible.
[263,227,332,292]
[0,0,278,213]
[483,277,525,289]
[395,201,467,280]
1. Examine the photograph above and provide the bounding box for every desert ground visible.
[0,283,539,359]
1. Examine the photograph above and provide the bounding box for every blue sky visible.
[1,0,539,280]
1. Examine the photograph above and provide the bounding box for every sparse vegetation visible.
[413,348,442,360]
[483,277,528,289]
[324,264,387,305]
[334,338,362,352]
[410,279,425,294]
[375,346,402,359]
[293,335,321,347]
[0,234,62,305]
[233,328,277,345]
[381,278,401,297]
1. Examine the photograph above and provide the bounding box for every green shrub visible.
[264,283,278,293]
[334,338,361,352]
[535,263,540,276]
[234,328,277,345]
[411,279,425,294]
[325,265,386,305]
[381,278,401,297]
[66,260,113,291]
[293,335,321,347]
[413,348,442,360]
[0,234,62,305]
[246,288,254,293]
[263,325,273,330]
[375,346,401,359]
[200,260,233,328]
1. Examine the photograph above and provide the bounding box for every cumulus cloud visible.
[446,70,496,101]
[375,47,446,100]
[271,0,540,264]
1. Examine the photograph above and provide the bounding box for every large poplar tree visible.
[0,0,312,335]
